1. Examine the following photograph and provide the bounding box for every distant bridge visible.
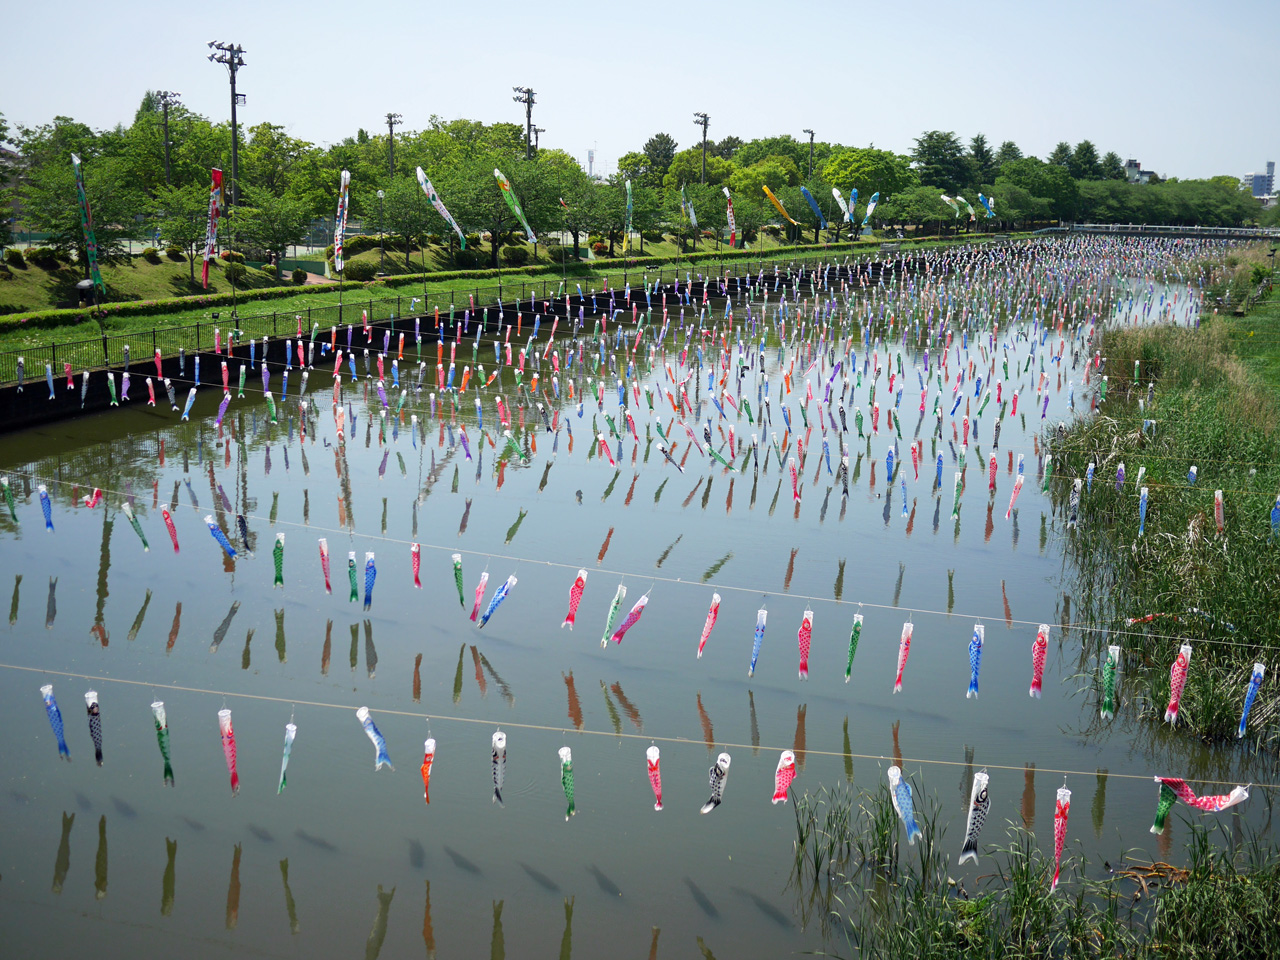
[1036,223,1279,241]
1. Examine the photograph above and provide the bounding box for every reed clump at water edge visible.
[1050,319,1279,744]
[791,782,1280,959]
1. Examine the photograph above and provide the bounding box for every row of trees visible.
[1,100,1273,286]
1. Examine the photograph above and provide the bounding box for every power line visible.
[2,662,1271,792]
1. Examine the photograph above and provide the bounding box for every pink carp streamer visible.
[894,622,913,693]
[1005,475,1023,519]
[1050,783,1071,892]
[646,745,663,811]
[608,592,650,646]
[218,708,240,796]
[697,593,721,658]
[1155,777,1250,812]
[772,750,797,804]
[1165,643,1192,724]
[318,538,333,594]
[470,570,490,623]
[562,570,587,630]
[796,608,813,680]
[1030,624,1049,698]
[411,543,421,588]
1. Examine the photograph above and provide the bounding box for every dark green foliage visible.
[291,268,307,285]
[27,247,60,268]
[141,246,161,264]
[342,260,377,281]
[164,246,183,261]
[501,245,530,266]
[5,248,25,268]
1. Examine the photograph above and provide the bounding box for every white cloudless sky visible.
[4,0,1274,179]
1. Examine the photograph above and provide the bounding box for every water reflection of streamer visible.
[275,608,287,664]
[1023,763,1036,831]
[52,811,74,894]
[280,858,300,934]
[225,843,241,929]
[422,881,436,959]
[748,691,760,755]
[1092,769,1108,839]
[365,885,395,960]
[842,718,854,783]
[93,512,113,645]
[364,620,377,678]
[167,602,181,653]
[413,654,422,702]
[648,927,660,960]
[558,896,573,960]
[127,588,152,641]
[9,574,21,626]
[793,704,807,773]
[46,576,57,629]
[563,672,583,730]
[210,602,240,653]
[241,628,254,670]
[611,682,642,731]
[489,900,505,960]
[321,619,332,676]
[452,644,465,704]
[161,838,176,916]
[93,815,108,900]
[697,693,715,753]
[601,681,622,735]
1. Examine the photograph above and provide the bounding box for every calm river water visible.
[0,277,1270,958]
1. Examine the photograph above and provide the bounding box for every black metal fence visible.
[0,246,933,388]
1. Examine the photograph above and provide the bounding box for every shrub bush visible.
[224,262,247,282]
[26,246,60,268]
[220,250,246,264]
[501,246,531,267]
[141,246,161,264]
[5,248,26,268]
[292,268,308,286]
[641,231,665,244]
[165,246,184,261]
[343,260,378,281]
[591,242,607,256]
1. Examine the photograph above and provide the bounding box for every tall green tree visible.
[148,183,211,282]
[910,131,967,193]
[642,133,679,181]
[995,140,1023,167]
[1069,140,1102,180]
[236,186,311,272]
[1100,152,1126,181]
[822,148,917,200]
[968,134,997,189]
[663,147,734,189]
[1047,141,1073,168]
[998,157,1079,219]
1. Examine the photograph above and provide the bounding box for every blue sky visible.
[5,0,1274,179]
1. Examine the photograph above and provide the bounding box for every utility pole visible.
[513,87,536,159]
[803,128,815,179]
[693,112,709,183]
[385,112,402,177]
[157,91,181,186]
[533,126,545,153]
[207,42,246,209]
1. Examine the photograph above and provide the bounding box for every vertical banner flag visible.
[70,154,104,294]
[416,167,466,249]
[831,188,851,223]
[334,170,351,272]
[494,169,537,244]
[201,168,223,289]
[622,179,633,253]
[723,187,736,248]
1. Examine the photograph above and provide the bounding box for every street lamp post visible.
[207,42,246,209]
[377,189,386,277]
[533,126,545,153]
[385,112,402,177]
[157,91,181,186]
[512,87,536,159]
[802,128,815,179]
[693,112,709,183]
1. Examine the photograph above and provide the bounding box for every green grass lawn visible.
[0,252,285,315]
[1223,284,1280,387]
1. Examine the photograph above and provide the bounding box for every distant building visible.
[1124,159,1154,185]
[1240,161,1274,199]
